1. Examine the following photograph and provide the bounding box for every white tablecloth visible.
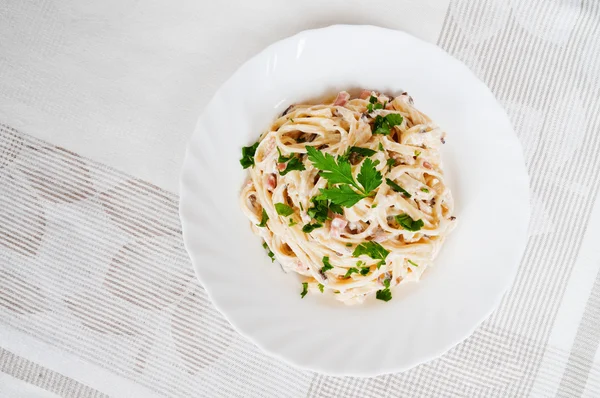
[1,0,600,397]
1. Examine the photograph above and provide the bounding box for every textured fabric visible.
[0,348,106,398]
[1,0,600,397]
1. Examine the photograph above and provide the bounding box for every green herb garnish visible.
[257,209,268,227]
[407,259,419,267]
[344,268,359,277]
[289,218,298,226]
[348,146,377,158]
[275,203,294,216]
[306,146,382,208]
[262,242,275,262]
[376,289,392,301]
[321,256,334,273]
[420,187,429,193]
[301,282,308,298]
[352,241,390,268]
[386,178,411,198]
[414,150,421,158]
[277,148,306,175]
[345,243,352,247]
[318,283,324,293]
[395,214,424,231]
[240,142,259,169]
[372,114,403,135]
[302,222,322,233]
[378,142,384,151]
[360,267,370,276]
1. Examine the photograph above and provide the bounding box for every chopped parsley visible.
[386,178,411,198]
[348,146,377,158]
[378,142,384,151]
[366,95,384,112]
[262,242,275,262]
[352,241,390,268]
[371,203,378,208]
[360,267,370,276]
[345,243,353,247]
[274,203,294,216]
[240,142,259,169]
[376,279,392,302]
[420,187,430,193]
[306,146,382,208]
[344,267,359,277]
[299,202,304,211]
[376,289,392,302]
[277,148,306,175]
[257,209,268,227]
[407,259,419,267]
[386,158,396,171]
[318,283,324,293]
[301,282,308,298]
[372,114,403,135]
[414,150,421,158]
[321,256,334,274]
[302,222,322,233]
[395,213,424,231]
[288,218,297,226]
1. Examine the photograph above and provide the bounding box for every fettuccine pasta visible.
[239,90,456,304]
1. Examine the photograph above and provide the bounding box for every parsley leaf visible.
[262,242,275,262]
[407,259,419,267]
[277,148,306,175]
[321,256,334,273]
[301,282,308,298]
[307,196,330,222]
[376,288,392,302]
[395,214,424,231]
[302,222,322,233]
[378,142,384,151]
[360,267,370,276]
[349,146,377,157]
[352,241,390,268]
[372,114,404,135]
[306,146,356,187]
[289,218,297,226]
[344,267,359,277]
[257,209,268,227]
[307,146,383,207]
[386,158,396,171]
[280,157,305,175]
[240,142,259,169]
[420,187,430,193]
[357,158,383,194]
[275,203,294,216]
[319,185,365,207]
[414,150,421,158]
[318,283,324,293]
[386,178,411,198]
[345,243,353,247]
[329,202,343,215]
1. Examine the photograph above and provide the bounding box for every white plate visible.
[179,25,530,376]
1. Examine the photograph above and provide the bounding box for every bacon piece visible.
[423,161,432,169]
[277,163,286,172]
[359,90,372,100]
[266,174,277,191]
[333,91,350,106]
[330,216,348,238]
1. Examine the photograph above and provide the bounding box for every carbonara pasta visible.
[239,90,456,305]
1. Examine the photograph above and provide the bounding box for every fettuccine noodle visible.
[239,90,456,304]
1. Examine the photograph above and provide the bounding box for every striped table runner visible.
[1,0,600,396]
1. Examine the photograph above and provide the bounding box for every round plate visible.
[179,25,530,376]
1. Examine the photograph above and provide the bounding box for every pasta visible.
[239,90,456,304]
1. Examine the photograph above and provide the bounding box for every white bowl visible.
[179,25,530,376]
